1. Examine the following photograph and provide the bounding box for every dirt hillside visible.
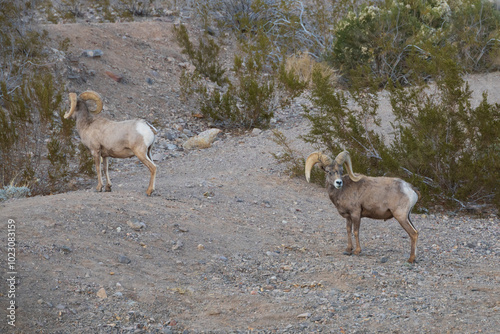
[1,19,499,334]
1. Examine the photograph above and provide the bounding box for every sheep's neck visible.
[75,109,95,131]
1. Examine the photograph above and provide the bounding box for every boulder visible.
[182,129,221,150]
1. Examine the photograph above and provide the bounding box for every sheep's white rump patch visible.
[401,181,418,208]
[136,121,155,147]
[400,180,418,231]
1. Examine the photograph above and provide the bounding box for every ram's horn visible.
[334,151,363,182]
[64,93,78,119]
[305,152,332,183]
[79,91,103,114]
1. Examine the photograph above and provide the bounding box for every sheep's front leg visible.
[352,216,362,255]
[103,157,112,192]
[93,153,103,192]
[344,217,353,255]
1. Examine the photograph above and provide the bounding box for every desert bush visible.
[174,24,307,129]
[78,143,96,176]
[300,50,499,210]
[302,65,392,176]
[193,0,356,58]
[389,58,500,209]
[328,0,500,84]
[270,129,308,178]
[448,0,500,72]
[0,185,32,202]
[173,24,227,85]
[0,2,79,196]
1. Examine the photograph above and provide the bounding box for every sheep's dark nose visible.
[334,179,343,189]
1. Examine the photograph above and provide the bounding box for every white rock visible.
[183,129,222,150]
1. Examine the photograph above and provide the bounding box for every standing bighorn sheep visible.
[305,151,420,263]
[64,91,157,196]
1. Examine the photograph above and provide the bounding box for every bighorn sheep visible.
[64,91,157,196]
[305,151,419,263]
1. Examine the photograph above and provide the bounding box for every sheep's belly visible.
[361,207,393,220]
[101,147,134,158]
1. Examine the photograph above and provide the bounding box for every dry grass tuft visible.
[285,52,338,87]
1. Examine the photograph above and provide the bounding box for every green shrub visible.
[328,0,500,84]
[173,24,227,85]
[0,2,80,196]
[302,65,391,176]
[389,58,500,209]
[175,24,306,129]
[301,50,499,211]
[78,143,96,176]
[270,130,305,178]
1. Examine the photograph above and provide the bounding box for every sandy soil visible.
[1,18,499,333]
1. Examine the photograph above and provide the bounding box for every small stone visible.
[81,49,103,57]
[60,245,72,254]
[113,292,123,298]
[166,132,178,140]
[105,70,123,82]
[97,288,108,299]
[127,219,146,231]
[380,257,389,263]
[251,128,262,136]
[197,244,205,250]
[119,255,131,264]
[297,313,311,319]
[172,240,183,251]
[56,304,66,310]
[152,153,163,161]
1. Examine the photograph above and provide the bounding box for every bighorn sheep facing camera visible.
[64,91,157,196]
[305,151,419,263]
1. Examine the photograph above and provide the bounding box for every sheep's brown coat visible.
[305,151,419,263]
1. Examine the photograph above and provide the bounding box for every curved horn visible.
[79,91,103,114]
[334,151,363,182]
[305,152,332,183]
[64,93,77,119]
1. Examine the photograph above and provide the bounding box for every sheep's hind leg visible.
[343,217,354,255]
[135,148,157,196]
[103,157,112,192]
[394,211,419,263]
[93,153,103,192]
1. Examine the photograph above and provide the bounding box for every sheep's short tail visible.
[145,121,158,135]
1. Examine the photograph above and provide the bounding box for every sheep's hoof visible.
[96,186,103,192]
[353,249,361,255]
[105,185,112,192]
[146,190,154,196]
[407,257,416,264]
